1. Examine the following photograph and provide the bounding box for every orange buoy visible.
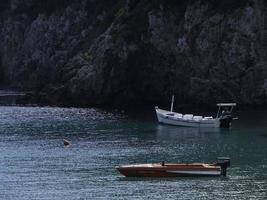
[63,139,70,146]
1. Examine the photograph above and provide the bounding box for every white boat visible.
[155,96,236,128]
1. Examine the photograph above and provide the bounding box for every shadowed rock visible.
[0,0,266,107]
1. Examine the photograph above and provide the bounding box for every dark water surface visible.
[0,106,266,199]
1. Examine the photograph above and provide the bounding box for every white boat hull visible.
[155,107,220,128]
[166,170,221,176]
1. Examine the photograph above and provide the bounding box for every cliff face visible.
[0,0,267,107]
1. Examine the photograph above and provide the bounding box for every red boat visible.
[116,157,230,177]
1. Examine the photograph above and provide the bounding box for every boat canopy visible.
[216,103,236,118]
[216,103,236,107]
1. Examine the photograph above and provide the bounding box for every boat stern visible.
[215,157,230,176]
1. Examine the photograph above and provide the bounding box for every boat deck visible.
[118,163,220,170]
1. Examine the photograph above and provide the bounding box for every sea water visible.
[0,106,266,199]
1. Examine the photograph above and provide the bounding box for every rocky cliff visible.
[0,0,267,107]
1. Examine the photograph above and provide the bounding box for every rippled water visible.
[0,106,266,199]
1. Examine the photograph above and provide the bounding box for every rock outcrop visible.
[0,0,267,107]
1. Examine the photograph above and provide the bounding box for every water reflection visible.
[156,125,221,140]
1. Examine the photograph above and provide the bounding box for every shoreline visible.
[1,101,267,112]
[1,89,267,112]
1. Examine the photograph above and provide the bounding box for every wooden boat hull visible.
[116,164,222,177]
[155,107,220,128]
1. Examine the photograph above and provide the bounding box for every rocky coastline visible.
[0,0,266,108]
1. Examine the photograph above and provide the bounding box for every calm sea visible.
[0,106,266,199]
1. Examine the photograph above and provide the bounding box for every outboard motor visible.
[215,157,230,176]
[219,111,233,128]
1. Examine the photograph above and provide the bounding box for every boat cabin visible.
[216,103,236,119]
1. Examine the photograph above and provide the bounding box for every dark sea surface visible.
[0,106,266,200]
